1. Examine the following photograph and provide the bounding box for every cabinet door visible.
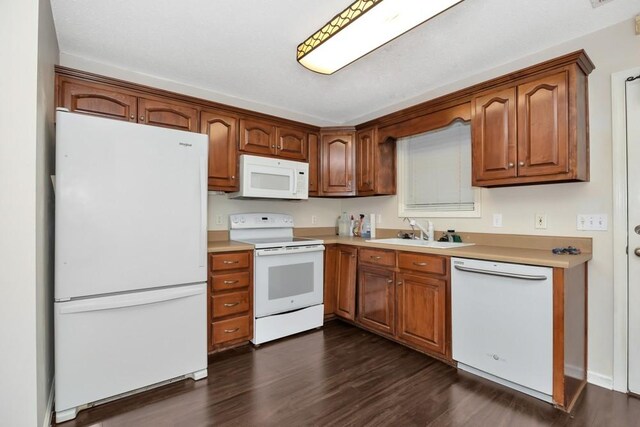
[517,71,569,177]
[239,118,276,156]
[396,273,446,355]
[335,245,357,320]
[276,126,307,160]
[201,110,239,191]
[356,128,375,195]
[323,245,338,316]
[308,133,319,195]
[58,79,137,122]
[357,265,395,336]
[472,87,517,184]
[321,133,355,195]
[138,97,198,132]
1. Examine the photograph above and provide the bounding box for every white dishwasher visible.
[451,257,553,402]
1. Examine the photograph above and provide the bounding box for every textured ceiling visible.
[50,0,638,126]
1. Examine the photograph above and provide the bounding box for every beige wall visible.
[340,18,640,386]
[58,18,640,387]
[0,0,59,426]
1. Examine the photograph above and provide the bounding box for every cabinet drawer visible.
[210,251,250,272]
[212,291,250,319]
[212,316,250,345]
[398,252,446,275]
[359,248,395,267]
[211,271,250,292]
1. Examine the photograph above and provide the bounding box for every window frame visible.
[396,122,482,218]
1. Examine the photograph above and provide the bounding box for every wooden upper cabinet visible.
[320,131,355,195]
[396,273,447,356]
[472,87,517,184]
[356,128,375,194]
[308,133,320,195]
[358,265,395,336]
[355,127,396,196]
[58,79,137,122]
[471,54,592,187]
[239,118,276,156]
[201,110,239,191]
[276,126,307,160]
[517,71,569,177]
[138,97,198,132]
[335,245,357,320]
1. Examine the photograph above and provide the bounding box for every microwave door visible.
[245,164,294,198]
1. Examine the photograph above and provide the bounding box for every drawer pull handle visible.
[223,280,239,285]
[224,328,240,333]
[370,256,382,260]
[223,260,239,264]
[223,302,240,307]
[413,262,428,266]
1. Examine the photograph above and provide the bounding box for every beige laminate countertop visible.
[208,235,591,268]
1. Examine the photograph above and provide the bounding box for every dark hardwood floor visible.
[55,321,640,426]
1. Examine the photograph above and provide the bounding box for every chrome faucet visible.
[403,217,430,240]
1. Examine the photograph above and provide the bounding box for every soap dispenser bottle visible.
[427,221,434,241]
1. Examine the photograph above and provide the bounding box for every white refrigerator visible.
[54,111,209,422]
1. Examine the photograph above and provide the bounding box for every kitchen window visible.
[397,120,481,217]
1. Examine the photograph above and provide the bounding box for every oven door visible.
[254,245,324,317]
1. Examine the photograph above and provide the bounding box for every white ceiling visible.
[50,0,638,126]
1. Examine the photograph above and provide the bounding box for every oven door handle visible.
[256,245,325,256]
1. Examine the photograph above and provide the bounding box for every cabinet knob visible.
[231,175,236,179]
[139,116,145,121]
[271,144,275,148]
[397,281,402,285]
[508,162,514,168]
[519,161,525,166]
[129,114,135,120]
[386,279,393,284]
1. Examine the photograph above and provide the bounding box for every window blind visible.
[401,121,474,212]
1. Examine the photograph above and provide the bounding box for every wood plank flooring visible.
[55,321,640,426]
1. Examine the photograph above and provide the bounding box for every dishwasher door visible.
[451,257,553,397]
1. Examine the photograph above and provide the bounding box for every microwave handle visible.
[293,171,298,194]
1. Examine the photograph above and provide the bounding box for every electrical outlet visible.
[215,215,223,225]
[492,213,503,227]
[577,214,608,231]
[535,214,547,229]
[311,215,318,225]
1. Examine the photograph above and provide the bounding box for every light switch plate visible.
[577,214,608,231]
[492,213,503,227]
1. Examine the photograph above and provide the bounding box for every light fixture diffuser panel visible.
[297,0,464,74]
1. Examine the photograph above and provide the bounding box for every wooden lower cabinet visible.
[208,251,253,352]
[323,245,338,316]
[396,272,447,356]
[335,245,358,320]
[357,265,395,336]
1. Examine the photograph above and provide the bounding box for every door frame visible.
[611,66,640,393]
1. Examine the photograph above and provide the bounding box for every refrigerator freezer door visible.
[55,111,208,299]
[54,283,207,416]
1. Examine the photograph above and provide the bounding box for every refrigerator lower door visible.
[54,283,207,422]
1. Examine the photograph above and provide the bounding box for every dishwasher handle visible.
[454,265,548,281]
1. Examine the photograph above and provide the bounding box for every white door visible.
[55,111,208,299]
[628,76,640,394]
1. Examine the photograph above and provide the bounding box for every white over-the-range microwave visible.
[228,154,309,200]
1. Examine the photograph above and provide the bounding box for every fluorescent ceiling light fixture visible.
[297,0,464,75]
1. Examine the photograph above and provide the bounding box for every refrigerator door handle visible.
[58,285,205,315]
[199,155,207,267]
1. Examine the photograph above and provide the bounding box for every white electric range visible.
[229,213,325,344]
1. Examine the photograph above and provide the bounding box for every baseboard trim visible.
[587,370,613,390]
[43,379,54,427]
